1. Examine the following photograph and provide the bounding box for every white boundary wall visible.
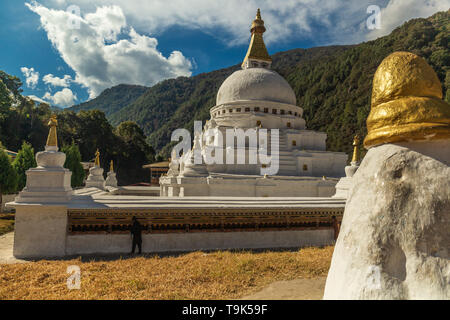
[8,194,344,258]
[66,229,335,255]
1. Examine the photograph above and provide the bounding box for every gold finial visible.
[242,9,272,69]
[352,135,360,163]
[46,114,58,147]
[110,160,114,172]
[256,8,262,20]
[364,51,450,148]
[95,149,100,167]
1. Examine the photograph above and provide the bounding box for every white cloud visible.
[367,0,450,40]
[27,95,48,104]
[43,74,72,87]
[20,67,39,89]
[27,2,192,98]
[43,88,77,106]
[38,0,450,46]
[28,0,448,99]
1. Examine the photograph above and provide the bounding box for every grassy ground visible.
[0,246,333,300]
[0,214,14,236]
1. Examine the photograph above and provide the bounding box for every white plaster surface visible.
[13,205,68,258]
[69,188,346,209]
[1,194,17,212]
[323,143,450,300]
[15,167,72,203]
[161,174,341,198]
[85,166,105,190]
[217,68,297,106]
[105,171,118,187]
[66,229,335,255]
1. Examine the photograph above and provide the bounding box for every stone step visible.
[270,150,292,155]
[278,170,299,176]
[279,162,297,167]
[279,166,298,172]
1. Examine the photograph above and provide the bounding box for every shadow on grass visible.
[20,246,331,263]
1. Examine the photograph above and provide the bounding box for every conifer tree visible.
[0,146,18,203]
[12,142,36,191]
[62,143,85,188]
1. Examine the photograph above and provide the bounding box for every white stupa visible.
[85,149,106,190]
[15,115,73,203]
[160,10,347,197]
[105,160,118,188]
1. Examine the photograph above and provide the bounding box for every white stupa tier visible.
[160,10,347,197]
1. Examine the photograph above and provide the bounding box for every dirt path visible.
[0,232,26,264]
[240,277,326,300]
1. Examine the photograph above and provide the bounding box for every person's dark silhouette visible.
[130,216,142,254]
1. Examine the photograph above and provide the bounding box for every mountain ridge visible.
[69,84,148,117]
[70,10,449,159]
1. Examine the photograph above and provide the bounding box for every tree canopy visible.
[0,148,18,195]
[12,142,37,191]
[62,143,85,188]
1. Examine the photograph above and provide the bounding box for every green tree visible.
[115,121,155,185]
[0,147,18,204]
[12,142,37,191]
[62,143,85,188]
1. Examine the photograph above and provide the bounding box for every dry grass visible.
[0,214,14,236]
[0,246,333,300]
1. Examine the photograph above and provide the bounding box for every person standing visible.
[130,216,142,254]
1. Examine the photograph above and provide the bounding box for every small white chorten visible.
[85,149,106,190]
[105,160,118,188]
[333,135,361,199]
[15,115,72,203]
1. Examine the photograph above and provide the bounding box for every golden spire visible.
[242,9,272,69]
[95,149,100,167]
[364,51,450,148]
[110,160,114,172]
[352,135,360,163]
[46,115,58,147]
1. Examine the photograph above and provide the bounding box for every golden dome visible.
[364,51,450,148]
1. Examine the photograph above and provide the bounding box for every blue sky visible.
[0,0,448,108]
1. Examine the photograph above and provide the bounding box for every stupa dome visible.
[216,68,297,106]
[364,51,450,148]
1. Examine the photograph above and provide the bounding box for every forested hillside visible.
[2,10,448,185]
[93,10,448,159]
[0,73,155,186]
[69,84,148,117]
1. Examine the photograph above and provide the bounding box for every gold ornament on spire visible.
[46,115,58,147]
[110,160,114,172]
[95,149,100,167]
[364,51,450,148]
[242,9,272,69]
[352,135,360,163]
